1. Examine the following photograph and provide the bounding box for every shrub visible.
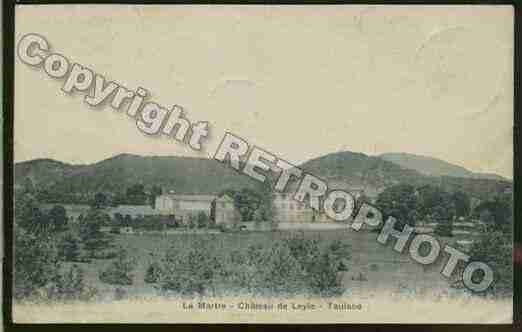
[14,227,60,299]
[159,240,221,295]
[99,248,136,285]
[303,251,344,296]
[187,214,197,229]
[79,210,112,257]
[46,264,98,301]
[114,287,127,300]
[466,231,513,296]
[157,235,349,297]
[57,233,81,262]
[144,262,163,284]
[327,240,352,261]
[338,261,349,272]
[197,212,210,228]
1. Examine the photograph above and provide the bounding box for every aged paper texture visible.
[12,5,513,323]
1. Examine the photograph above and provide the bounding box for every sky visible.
[14,5,514,178]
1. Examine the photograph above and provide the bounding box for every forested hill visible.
[300,151,512,200]
[15,151,512,201]
[379,152,509,181]
[14,154,258,195]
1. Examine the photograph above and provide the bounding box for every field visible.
[13,230,512,323]
[14,229,513,323]
[68,229,457,300]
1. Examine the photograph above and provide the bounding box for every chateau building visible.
[155,192,235,226]
[273,193,314,223]
[273,188,373,223]
[155,185,377,226]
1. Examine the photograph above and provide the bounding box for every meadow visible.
[15,228,512,323]
[70,229,456,301]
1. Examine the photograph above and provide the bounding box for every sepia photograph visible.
[9,4,515,324]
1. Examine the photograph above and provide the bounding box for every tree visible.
[123,214,133,227]
[57,233,81,262]
[150,185,163,208]
[126,184,147,205]
[92,192,108,209]
[253,208,264,222]
[48,205,68,232]
[474,193,513,233]
[479,209,494,224]
[354,193,372,216]
[99,248,136,285]
[21,177,36,194]
[452,191,470,218]
[112,192,127,206]
[225,181,276,223]
[197,211,209,228]
[417,185,455,222]
[375,184,419,228]
[47,264,97,301]
[14,227,60,299]
[235,188,263,221]
[113,212,124,226]
[80,210,111,257]
[464,230,512,295]
[144,262,162,284]
[259,178,276,222]
[14,192,50,233]
[187,214,197,229]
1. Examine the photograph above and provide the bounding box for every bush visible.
[157,235,350,297]
[197,211,210,228]
[46,264,98,301]
[159,240,221,295]
[14,227,60,299]
[114,287,127,300]
[467,231,513,295]
[99,248,136,285]
[338,261,349,272]
[57,233,81,262]
[144,262,163,284]
[186,214,197,229]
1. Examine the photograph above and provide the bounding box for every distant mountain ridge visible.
[14,153,258,194]
[379,152,509,181]
[14,151,512,201]
[299,151,511,200]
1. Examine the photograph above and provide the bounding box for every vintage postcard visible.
[11,4,514,323]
